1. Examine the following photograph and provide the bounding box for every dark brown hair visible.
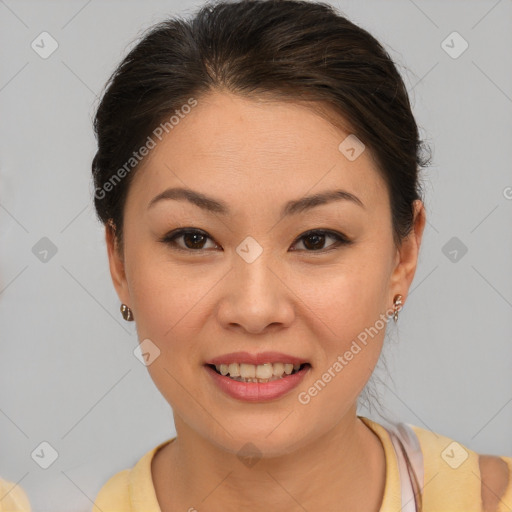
[91,0,430,251]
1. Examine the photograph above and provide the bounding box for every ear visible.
[389,199,426,304]
[105,221,131,306]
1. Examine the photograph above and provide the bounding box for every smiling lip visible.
[204,363,311,402]
[205,351,309,366]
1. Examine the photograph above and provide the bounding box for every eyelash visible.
[159,228,353,254]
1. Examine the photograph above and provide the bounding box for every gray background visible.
[0,0,511,510]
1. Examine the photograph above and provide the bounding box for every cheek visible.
[124,245,227,399]
[125,236,208,334]
[292,267,390,418]
[293,253,391,343]
[125,255,210,410]
[129,271,209,354]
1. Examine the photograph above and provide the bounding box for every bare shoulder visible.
[479,454,510,512]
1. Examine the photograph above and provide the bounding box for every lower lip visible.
[204,364,311,402]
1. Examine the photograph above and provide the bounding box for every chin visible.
[200,417,318,460]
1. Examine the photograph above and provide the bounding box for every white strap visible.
[396,422,424,491]
[386,422,424,512]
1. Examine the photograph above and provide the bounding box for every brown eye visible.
[161,229,218,251]
[182,232,208,249]
[302,232,327,250]
[291,230,352,252]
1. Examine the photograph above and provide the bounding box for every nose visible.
[216,252,295,335]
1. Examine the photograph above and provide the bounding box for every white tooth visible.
[228,363,240,377]
[240,363,256,378]
[272,362,285,376]
[256,363,273,379]
[216,361,303,379]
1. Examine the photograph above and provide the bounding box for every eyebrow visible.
[147,186,365,216]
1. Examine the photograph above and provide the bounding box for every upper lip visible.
[205,351,309,366]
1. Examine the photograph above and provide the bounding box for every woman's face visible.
[106,91,424,456]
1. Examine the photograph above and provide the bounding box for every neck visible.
[152,405,386,512]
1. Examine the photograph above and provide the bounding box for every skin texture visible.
[106,90,426,511]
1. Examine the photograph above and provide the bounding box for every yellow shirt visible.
[0,478,31,512]
[92,416,512,511]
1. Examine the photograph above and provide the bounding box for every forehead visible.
[128,91,389,215]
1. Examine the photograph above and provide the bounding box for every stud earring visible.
[393,294,403,323]
[120,303,134,321]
